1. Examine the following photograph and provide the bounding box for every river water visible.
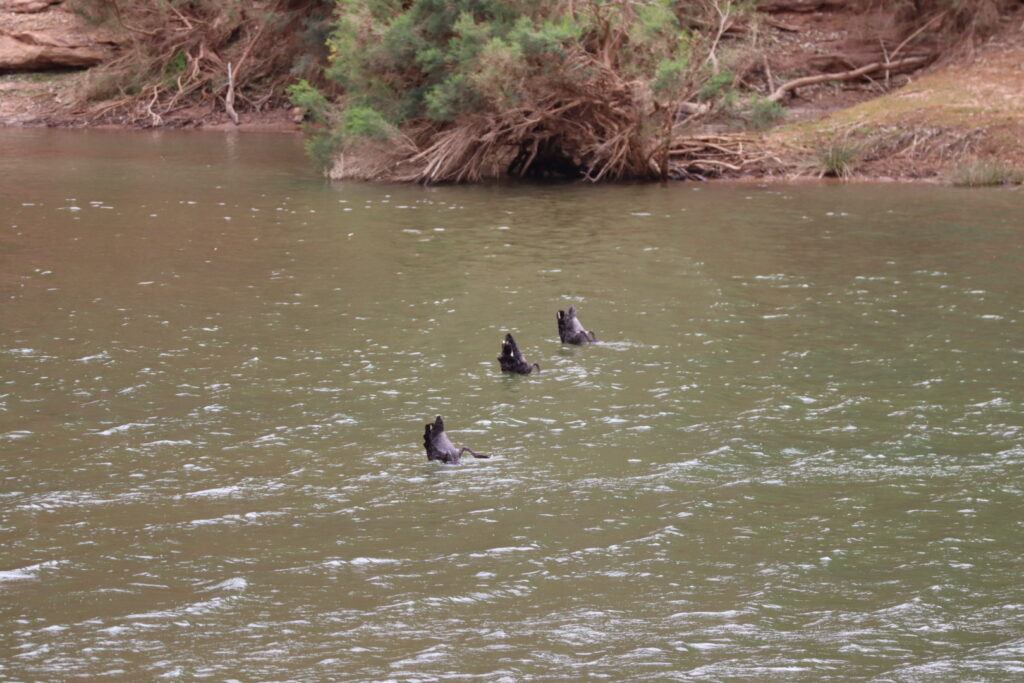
[2,129,1022,680]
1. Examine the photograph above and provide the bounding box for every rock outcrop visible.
[0,0,118,72]
[3,0,62,13]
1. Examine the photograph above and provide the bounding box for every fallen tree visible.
[766,55,931,103]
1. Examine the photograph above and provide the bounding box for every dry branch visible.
[224,61,239,124]
[766,55,930,102]
[761,16,800,32]
[664,132,779,180]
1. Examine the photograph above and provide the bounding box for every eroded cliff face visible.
[0,0,121,124]
[0,0,118,72]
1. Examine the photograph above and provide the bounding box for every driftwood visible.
[224,61,239,125]
[666,133,784,179]
[766,55,930,102]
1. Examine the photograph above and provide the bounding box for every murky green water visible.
[2,129,1023,680]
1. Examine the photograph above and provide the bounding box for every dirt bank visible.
[764,21,1024,183]
[0,0,306,132]
[0,70,302,130]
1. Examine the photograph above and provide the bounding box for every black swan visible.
[497,333,541,374]
[556,305,597,344]
[423,416,488,464]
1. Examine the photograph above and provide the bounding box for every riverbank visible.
[2,3,1022,184]
[763,26,1024,184]
[0,71,303,132]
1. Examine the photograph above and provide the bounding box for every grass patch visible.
[951,159,1024,186]
[815,141,860,179]
[766,43,1024,181]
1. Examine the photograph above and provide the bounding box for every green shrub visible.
[743,96,785,131]
[314,0,759,181]
[424,73,481,121]
[286,79,332,124]
[168,50,187,76]
[698,70,734,102]
[341,105,396,140]
[302,128,343,169]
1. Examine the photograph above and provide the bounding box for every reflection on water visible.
[2,129,1023,680]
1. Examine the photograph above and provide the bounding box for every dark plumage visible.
[556,305,597,344]
[497,333,540,374]
[423,416,488,464]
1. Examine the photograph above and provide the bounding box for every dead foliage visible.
[859,125,989,165]
[64,0,332,126]
[667,133,785,180]
[774,121,994,180]
[379,61,662,184]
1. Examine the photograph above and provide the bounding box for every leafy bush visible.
[698,70,734,102]
[286,79,332,124]
[743,96,785,131]
[313,0,757,182]
[342,105,397,140]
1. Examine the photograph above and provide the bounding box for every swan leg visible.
[460,447,489,459]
